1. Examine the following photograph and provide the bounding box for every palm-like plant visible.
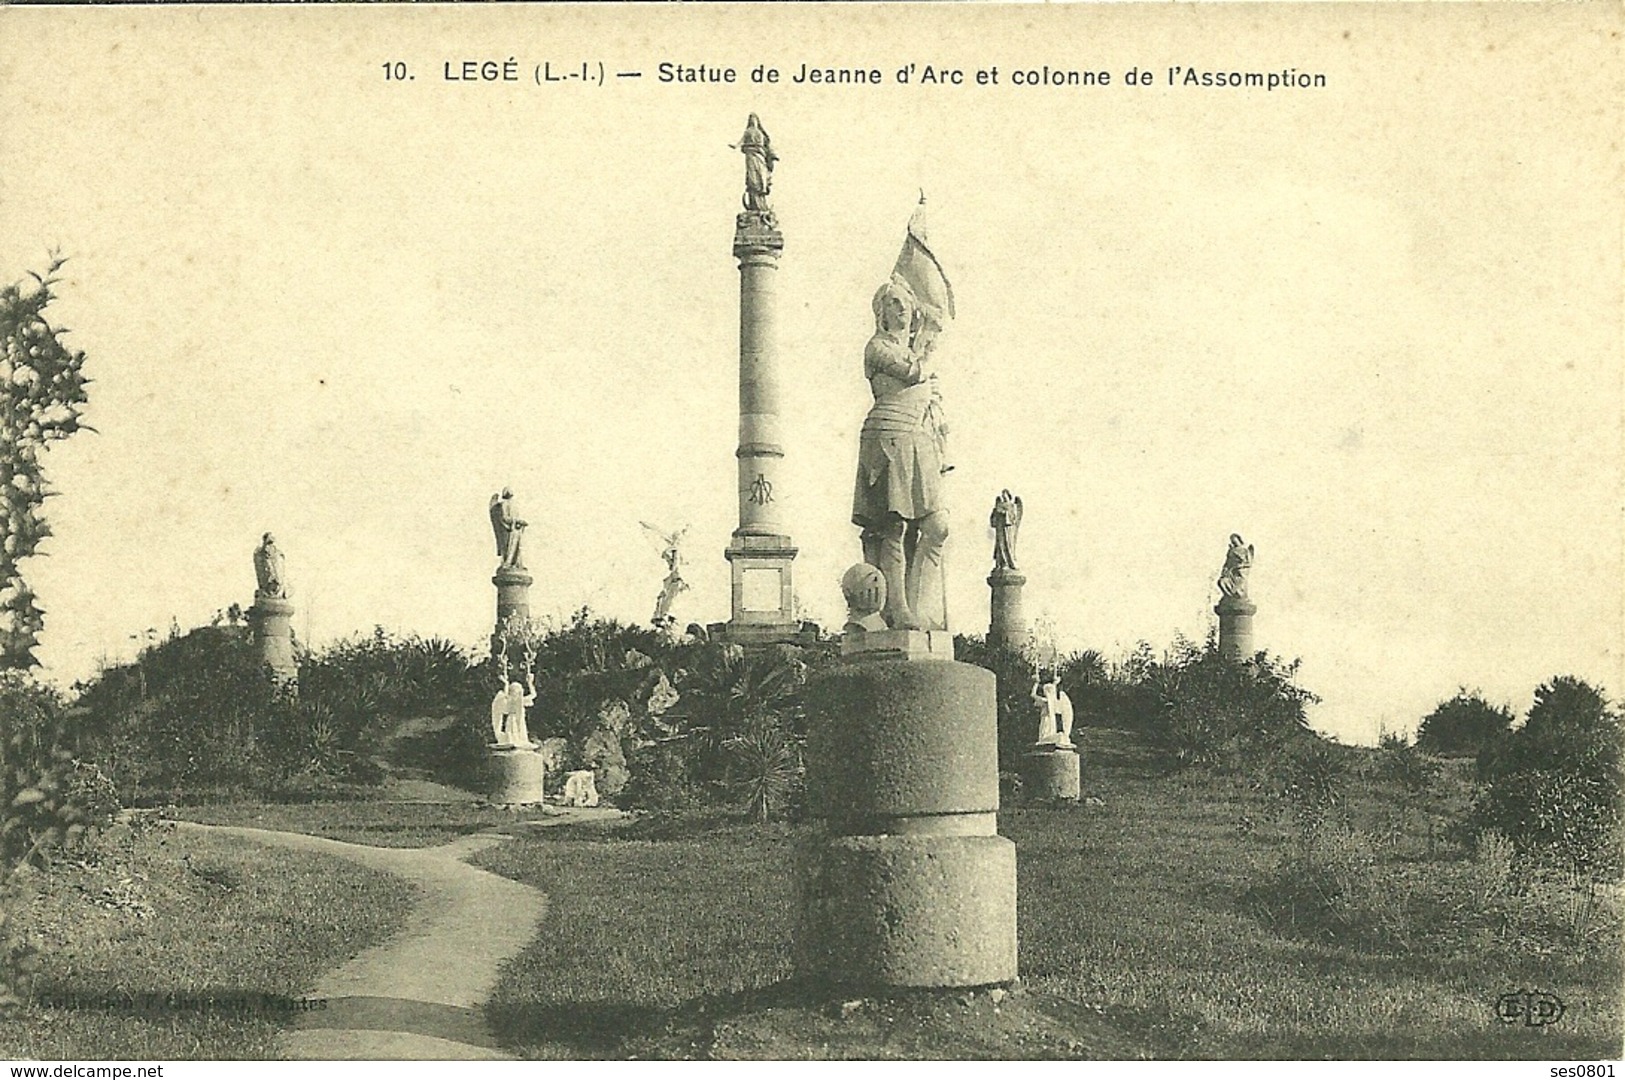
[670,644,806,795]
[724,716,802,822]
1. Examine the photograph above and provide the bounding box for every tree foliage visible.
[1135,635,1317,768]
[1,257,91,668]
[73,624,487,802]
[1416,689,1513,755]
[1474,676,1623,879]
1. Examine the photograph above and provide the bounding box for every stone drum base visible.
[796,833,1017,989]
[1023,745,1081,802]
[486,745,545,804]
[798,656,1016,989]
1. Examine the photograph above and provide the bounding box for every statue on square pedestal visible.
[248,533,296,686]
[1215,533,1259,663]
[851,196,956,631]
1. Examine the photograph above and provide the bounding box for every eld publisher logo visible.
[1495,989,1565,1027]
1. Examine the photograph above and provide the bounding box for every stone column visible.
[796,630,1018,989]
[1216,594,1257,662]
[491,566,533,662]
[249,595,297,686]
[986,568,1028,651]
[724,186,799,645]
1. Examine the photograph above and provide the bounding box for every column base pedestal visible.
[987,569,1029,652]
[1023,744,1081,802]
[795,833,1017,989]
[724,534,800,646]
[1215,596,1258,663]
[249,595,297,684]
[486,744,545,805]
[798,653,1015,989]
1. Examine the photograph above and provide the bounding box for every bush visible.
[1416,690,1513,755]
[1473,676,1622,880]
[2,675,109,873]
[1268,737,1351,833]
[507,611,831,819]
[954,636,1038,773]
[73,628,285,802]
[1142,636,1317,769]
[722,715,803,822]
[619,741,707,813]
[75,624,490,802]
[1,674,113,1011]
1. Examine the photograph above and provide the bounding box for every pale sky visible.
[2,4,1620,744]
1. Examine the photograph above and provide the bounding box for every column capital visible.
[734,211,784,260]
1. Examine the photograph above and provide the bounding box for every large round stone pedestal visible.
[249,596,297,683]
[1215,595,1258,662]
[486,744,545,804]
[1023,745,1081,802]
[798,651,1017,989]
[796,833,1017,988]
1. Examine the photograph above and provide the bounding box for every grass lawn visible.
[471,729,1623,1060]
[0,819,417,1060]
[170,799,579,848]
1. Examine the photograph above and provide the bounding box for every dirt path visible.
[175,823,546,1060]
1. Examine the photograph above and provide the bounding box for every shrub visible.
[722,715,803,822]
[954,635,1038,772]
[1473,676,1622,881]
[74,627,285,802]
[1142,636,1317,769]
[1416,690,1513,755]
[1,675,109,873]
[1,674,113,1011]
[619,741,707,813]
[1465,829,1516,909]
[509,612,830,818]
[1271,737,1350,833]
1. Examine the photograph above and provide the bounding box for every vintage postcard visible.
[0,2,1620,1066]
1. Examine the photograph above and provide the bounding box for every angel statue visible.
[641,521,691,628]
[489,488,527,571]
[1217,533,1255,600]
[990,489,1023,572]
[1032,670,1075,748]
[489,671,538,748]
[490,615,540,748]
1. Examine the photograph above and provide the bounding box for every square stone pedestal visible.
[840,628,956,662]
[724,533,799,644]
